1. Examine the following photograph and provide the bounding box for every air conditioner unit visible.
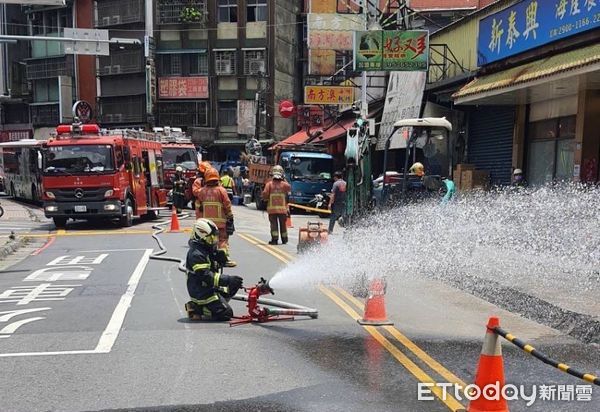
[103,66,111,75]
[112,65,121,74]
[248,60,265,75]
[112,16,121,25]
[101,16,111,26]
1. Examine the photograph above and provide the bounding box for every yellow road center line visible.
[319,285,464,411]
[238,233,289,264]
[241,232,466,411]
[332,286,468,389]
[241,233,295,261]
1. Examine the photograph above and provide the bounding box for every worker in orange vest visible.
[197,168,236,267]
[262,165,291,245]
[192,161,213,219]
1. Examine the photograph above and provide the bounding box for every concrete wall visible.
[273,0,300,141]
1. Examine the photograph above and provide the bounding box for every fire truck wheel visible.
[120,198,134,227]
[53,217,67,229]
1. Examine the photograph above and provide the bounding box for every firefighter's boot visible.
[185,301,203,321]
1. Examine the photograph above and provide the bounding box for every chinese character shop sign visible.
[353,30,429,71]
[158,76,209,99]
[304,86,354,105]
[478,0,600,65]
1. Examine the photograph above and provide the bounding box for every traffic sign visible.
[63,28,109,56]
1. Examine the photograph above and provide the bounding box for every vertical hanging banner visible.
[309,49,336,75]
[307,13,364,50]
[310,0,336,13]
[354,30,429,71]
[377,71,427,150]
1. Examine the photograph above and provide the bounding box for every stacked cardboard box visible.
[461,170,490,190]
[453,164,475,190]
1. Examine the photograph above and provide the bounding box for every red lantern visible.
[278,100,296,118]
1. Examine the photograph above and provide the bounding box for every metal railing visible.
[30,103,60,126]
[26,56,74,80]
[428,43,468,84]
[157,0,207,24]
[96,0,145,27]
[98,96,145,124]
[158,102,208,127]
[97,50,144,76]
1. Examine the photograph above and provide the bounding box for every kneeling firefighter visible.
[184,219,244,321]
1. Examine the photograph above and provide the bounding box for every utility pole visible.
[253,72,264,142]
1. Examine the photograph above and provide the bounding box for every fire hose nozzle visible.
[257,277,274,295]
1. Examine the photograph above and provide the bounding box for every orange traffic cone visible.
[169,207,181,232]
[468,316,509,412]
[286,214,294,228]
[357,278,393,326]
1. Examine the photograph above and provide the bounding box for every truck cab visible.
[279,150,334,205]
[42,123,168,228]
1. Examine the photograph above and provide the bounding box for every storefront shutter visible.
[468,106,515,185]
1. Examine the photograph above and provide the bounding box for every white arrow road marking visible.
[0,317,45,338]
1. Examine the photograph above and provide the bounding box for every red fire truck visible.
[42,123,168,228]
[155,127,200,205]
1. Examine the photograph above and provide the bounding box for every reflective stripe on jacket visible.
[262,179,291,215]
[197,185,232,227]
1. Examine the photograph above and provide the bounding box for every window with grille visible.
[159,54,182,76]
[218,101,237,126]
[247,0,267,22]
[158,101,208,127]
[218,0,238,23]
[215,50,236,75]
[190,53,208,75]
[243,49,266,75]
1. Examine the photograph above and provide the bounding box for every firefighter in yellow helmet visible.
[184,218,243,321]
[197,168,236,267]
[262,165,291,245]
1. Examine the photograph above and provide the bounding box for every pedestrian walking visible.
[328,171,346,234]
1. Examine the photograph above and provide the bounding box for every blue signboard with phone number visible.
[478,0,600,66]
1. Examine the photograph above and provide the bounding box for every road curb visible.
[0,236,30,260]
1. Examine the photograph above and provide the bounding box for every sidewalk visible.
[0,198,49,268]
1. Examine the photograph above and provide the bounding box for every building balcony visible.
[97,50,144,76]
[26,56,74,80]
[30,103,60,126]
[157,0,207,25]
[96,0,144,28]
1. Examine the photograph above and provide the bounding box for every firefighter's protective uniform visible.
[262,166,291,245]
[197,168,236,266]
[172,166,186,213]
[192,161,212,219]
[184,219,243,321]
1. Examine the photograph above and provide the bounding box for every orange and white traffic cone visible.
[357,278,393,326]
[169,207,181,232]
[468,316,509,412]
[286,214,294,228]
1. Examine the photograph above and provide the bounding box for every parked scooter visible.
[308,189,331,218]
